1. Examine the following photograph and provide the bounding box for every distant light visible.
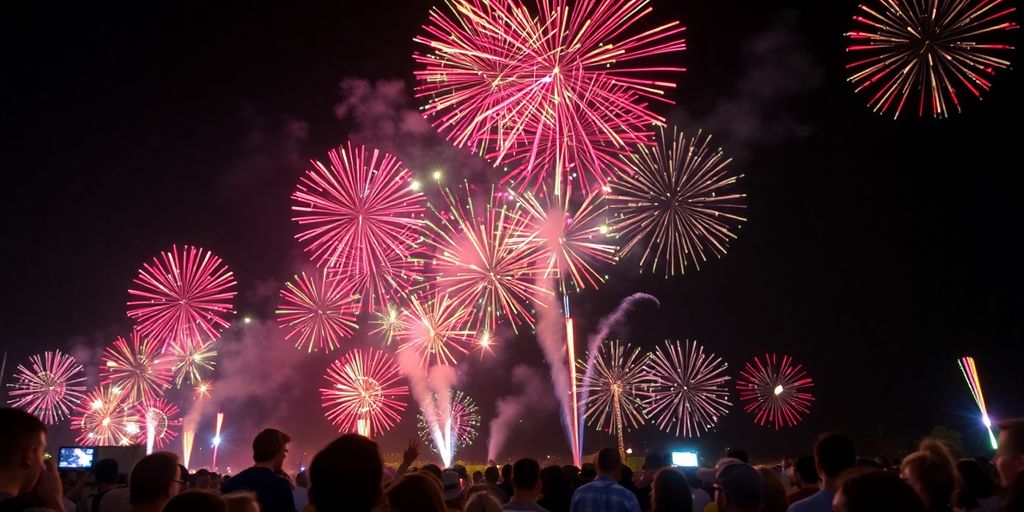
[598,224,609,235]
[410,180,422,191]
[774,385,784,396]
[626,448,633,455]
[432,170,443,181]
[243,316,252,324]
[213,436,221,446]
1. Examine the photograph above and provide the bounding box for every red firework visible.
[321,348,409,437]
[292,143,425,309]
[414,0,686,193]
[424,184,550,334]
[845,0,1018,118]
[127,245,238,348]
[276,269,360,353]
[396,293,475,368]
[736,353,814,430]
[134,397,181,450]
[100,331,173,405]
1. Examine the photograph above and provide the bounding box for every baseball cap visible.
[442,470,463,501]
[715,463,764,507]
[696,457,741,482]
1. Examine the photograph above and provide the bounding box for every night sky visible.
[3,1,1022,471]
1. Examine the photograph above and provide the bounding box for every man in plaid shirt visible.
[570,448,641,512]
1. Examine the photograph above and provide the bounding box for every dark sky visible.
[2,1,1022,471]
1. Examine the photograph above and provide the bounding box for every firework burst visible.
[424,184,550,333]
[72,385,138,446]
[101,331,172,405]
[371,305,404,345]
[644,340,731,437]
[846,0,1018,119]
[737,353,814,429]
[134,397,181,450]
[321,348,409,437]
[167,337,217,388]
[578,341,650,455]
[608,128,746,276]
[276,270,360,353]
[396,293,475,368]
[127,245,238,348]
[7,350,87,425]
[418,390,481,454]
[414,0,686,193]
[513,186,617,291]
[292,143,425,309]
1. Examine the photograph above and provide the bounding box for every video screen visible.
[58,447,95,469]
[670,451,699,467]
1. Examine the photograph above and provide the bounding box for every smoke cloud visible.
[534,287,574,454]
[673,13,822,159]
[334,78,496,184]
[487,364,556,461]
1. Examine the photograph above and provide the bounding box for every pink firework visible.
[321,348,409,437]
[424,184,550,334]
[292,143,425,309]
[133,397,181,450]
[644,340,731,438]
[127,245,238,348]
[276,270,360,353]
[101,331,173,405]
[7,350,87,425]
[737,353,814,430]
[72,385,138,446]
[513,186,617,291]
[414,0,686,193]
[396,293,475,368]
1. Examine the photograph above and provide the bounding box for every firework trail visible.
[418,390,480,462]
[959,356,998,449]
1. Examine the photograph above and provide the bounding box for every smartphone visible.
[670,451,699,468]
[57,447,96,469]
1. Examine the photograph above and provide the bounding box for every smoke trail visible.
[578,293,659,452]
[398,351,458,467]
[428,365,458,465]
[487,365,556,461]
[534,287,574,454]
